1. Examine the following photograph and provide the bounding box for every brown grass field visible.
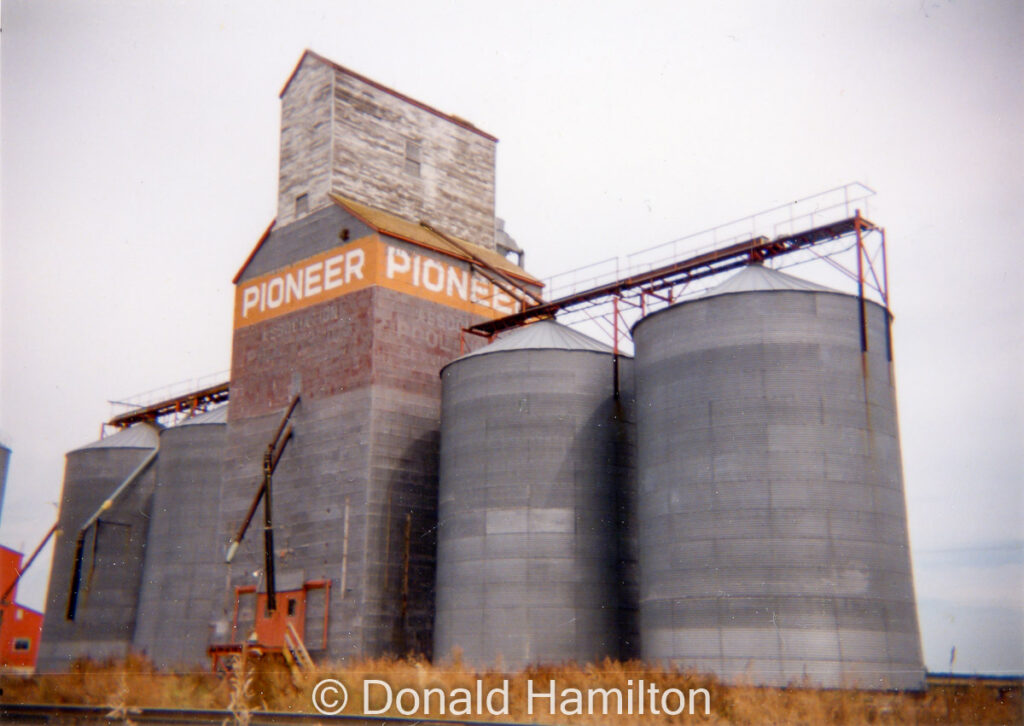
[1,654,1020,726]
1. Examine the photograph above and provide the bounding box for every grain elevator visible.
[34,51,924,690]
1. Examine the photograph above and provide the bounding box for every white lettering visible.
[304,262,323,297]
[363,680,392,715]
[266,278,284,309]
[242,287,259,317]
[386,246,411,279]
[446,267,469,300]
[345,248,365,282]
[350,679,703,718]
[493,289,516,315]
[528,679,556,715]
[561,687,583,716]
[323,254,344,290]
[471,276,491,307]
[395,688,419,716]
[449,687,472,716]
[690,687,711,715]
[646,682,661,715]
[422,258,444,292]
[240,240,520,327]
[285,269,303,304]
[487,681,509,716]
[588,687,624,715]
[423,687,446,715]
[661,688,684,716]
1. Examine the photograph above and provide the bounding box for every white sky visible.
[1,0,1021,675]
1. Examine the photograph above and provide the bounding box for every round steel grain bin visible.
[434,320,634,669]
[133,405,227,668]
[36,423,159,672]
[0,442,10,524]
[633,264,924,689]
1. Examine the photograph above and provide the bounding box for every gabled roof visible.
[73,422,160,453]
[0,543,23,558]
[280,50,497,142]
[330,194,542,286]
[704,264,836,297]
[232,220,275,284]
[455,319,614,362]
[233,198,541,288]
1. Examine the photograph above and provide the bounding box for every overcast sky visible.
[1,0,1021,675]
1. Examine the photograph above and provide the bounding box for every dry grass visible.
[2,655,1020,726]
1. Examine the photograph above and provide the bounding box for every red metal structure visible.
[107,381,229,429]
[464,183,889,353]
[207,579,331,671]
[0,545,44,674]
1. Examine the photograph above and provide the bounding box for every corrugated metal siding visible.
[36,447,156,672]
[435,347,635,669]
[633,288,924,689]
[0,445,9,526]
[133,418,226,667]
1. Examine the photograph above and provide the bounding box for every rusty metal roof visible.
[329,194,542,287]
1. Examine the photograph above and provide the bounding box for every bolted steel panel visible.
[0,444,9,525]
[36,432,157,673]
[633,282,925,689]
[435,339,635,669]
[132,413,226,668]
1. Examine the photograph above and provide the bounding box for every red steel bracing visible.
[639,288,673,313]
[573,305,617,342]
[466,215,881,340]
[801,232,888,306]
[855,211,869,353]
[1,523,58,604]
[880,228,890,307]
[861,240,888,307]
[611,294,646,355]
[108,381,229,428]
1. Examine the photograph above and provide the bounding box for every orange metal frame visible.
[107,382,229,429]
[463,211,889,357]
[210,578,331,671]
[227,579,331,649]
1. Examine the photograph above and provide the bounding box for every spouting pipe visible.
[2,523,58,604]
[225,425,293,563]
[66,446,158,620]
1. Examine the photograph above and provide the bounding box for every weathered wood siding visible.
[277,55,334,228]
[278,54,497,249]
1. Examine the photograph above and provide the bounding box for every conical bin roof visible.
[73,422,160,452]
[704,263,836,297]
[455,319,614,363]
